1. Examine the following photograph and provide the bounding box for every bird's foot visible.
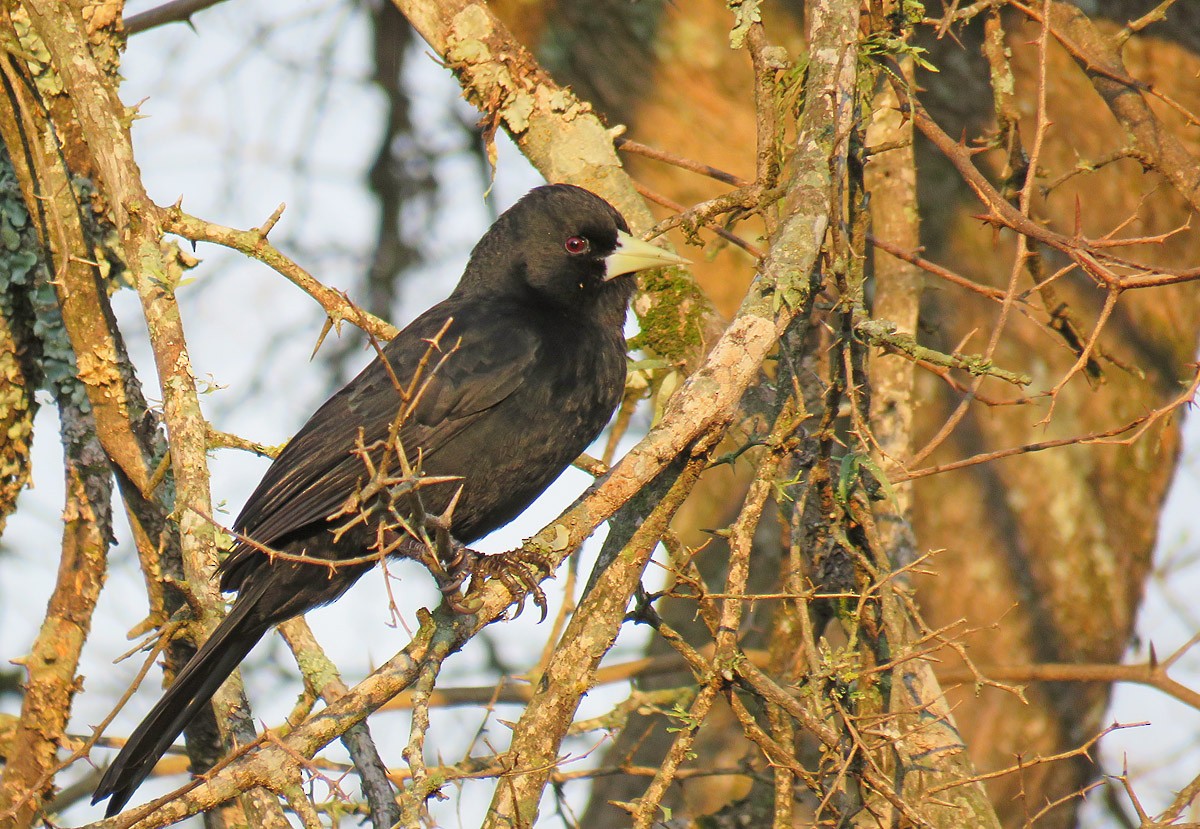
[429,541,480,614]
[468,548,551,621]
[417,496,551,619]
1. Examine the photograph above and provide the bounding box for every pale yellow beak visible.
[603,231,690,281]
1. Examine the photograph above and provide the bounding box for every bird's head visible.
[456,183,688,321]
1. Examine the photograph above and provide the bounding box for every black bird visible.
[92,183,687,815]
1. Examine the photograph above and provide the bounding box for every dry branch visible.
[163,208,398,342]
[0,403,112,826]
[13,1,284,822]
[76,1,869,818]
[484,458,707,826]
[1014,0,1200,211]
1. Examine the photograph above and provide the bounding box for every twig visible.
[571,453,609,477]
[124,0,231,35]
[1041,147,1146,195]
[623,683,721,829]
[896,367,1200,481]
[937,661,1200,711]
[923,722,1140,795]
[929,0,1007,34]
[206,426,284,459]
[1010,1,1200,206]
[0,621,181,824]
[614,137,749,187]
[632,181,764,258]
[397,612,451,823]
[163,207,397,341]
[278,620,400,829]
[856,318,1032,387]
[1116,0,1180,45]
[482,459,708,827]
[644,182,774,245]
[1037,287,1120,424]
[890,77,1200,292]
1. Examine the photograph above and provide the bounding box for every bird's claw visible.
[449,548,551,622]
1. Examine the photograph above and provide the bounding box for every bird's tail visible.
[92,582,271,817]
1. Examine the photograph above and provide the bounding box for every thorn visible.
[311,317,335,360]
[258,203,287,238]
[438,484,465,526]
[414,475,465,489]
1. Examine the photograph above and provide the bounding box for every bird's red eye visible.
[564,236,590,255]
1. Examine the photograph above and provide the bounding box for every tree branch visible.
[390,0,721,371]
[124,0,230,35]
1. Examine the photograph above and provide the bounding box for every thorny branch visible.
[891,79,1200,292]
[163,206,398,343]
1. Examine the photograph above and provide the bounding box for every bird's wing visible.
[226,306,539,559]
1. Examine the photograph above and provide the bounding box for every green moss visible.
[628,266,707,366]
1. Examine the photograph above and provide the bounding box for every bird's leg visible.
[428,485,463,569]
[419,486,483,613]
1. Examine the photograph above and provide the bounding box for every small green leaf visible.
[836,452,860,504]
[857,455,898,503]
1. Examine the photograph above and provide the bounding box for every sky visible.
[0,1,1197,826]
